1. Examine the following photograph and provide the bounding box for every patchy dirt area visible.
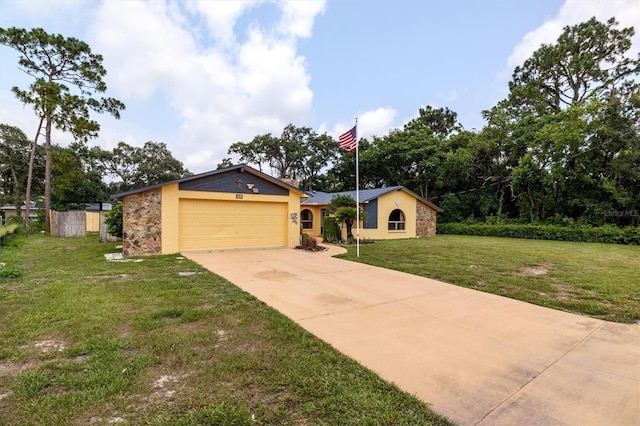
[0,360,38,376]
[1,339,87,378]
[519,264,553,276]
[33,339,66,353]
[89,414,127,424]
[150,372,190,401]
[86,274,131,280]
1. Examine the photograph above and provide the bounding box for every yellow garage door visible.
[179,199,287,251]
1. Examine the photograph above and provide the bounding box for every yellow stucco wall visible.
[161,183,180,254]
[161,183,302,254]
[302,190,422,240]
[300,205,324,237]
[360,191,417,240]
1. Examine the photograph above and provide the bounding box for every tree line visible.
[1,17,638,229]
[0,126,189,212]
[222,17,639,227]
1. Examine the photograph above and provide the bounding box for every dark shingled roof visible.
[302,186,442,212]
[110,164,309,199]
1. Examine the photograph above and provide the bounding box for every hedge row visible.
[0,223,20,246]
[436,223,640,245]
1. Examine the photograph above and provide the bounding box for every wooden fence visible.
[99,211,120,242]
[50,210,120,241]
[51,211,86,237]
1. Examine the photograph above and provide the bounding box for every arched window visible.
[388,209,405,231]
[301,209,313,229]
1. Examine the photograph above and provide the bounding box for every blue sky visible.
[1,0,638,174]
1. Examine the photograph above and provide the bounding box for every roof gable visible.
[179,168,288,195]
[111,164,308,198]
[302,186,442,212]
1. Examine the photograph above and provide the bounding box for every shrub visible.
[322,216,340,243]
[105,201,123,238]
[296,233,324,252]
[0,223,20,246]
[7,215,23,225]
[0,266,22,279]
[300,233,319,250]
[436,223,640,245]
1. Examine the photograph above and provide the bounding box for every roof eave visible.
[110,164,310,199]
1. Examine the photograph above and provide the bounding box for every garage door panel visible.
[179,200,286,251]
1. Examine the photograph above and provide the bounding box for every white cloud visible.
[188,1,255,44]
[89,1,197,101]
[84,0,325,172]
[506,0,640,72]
[322,107,398,141]
[359,108,398,139]
[278,1,327,38]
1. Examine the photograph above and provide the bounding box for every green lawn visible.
[338,235,640,323]
[0,233,451,425]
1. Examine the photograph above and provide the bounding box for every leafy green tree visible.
[228,134,273,173]
[134,141,190,187]
[403,106,462,137]
[217,158,234,169]
[325,138,374,192]
[94,141,190,192]
[269,124,312,178]
[509,17,639,115]
[586,90,640,226]
[329,107,459,198]
[299,132,339,191]
[435,130,509,222]
[228,124,339,189]
[0,124,44,209]
[326,194,367,243]
[93,142,139,191]
[0,27,125,228]
[480,16,639,224]
[50,143,109,210]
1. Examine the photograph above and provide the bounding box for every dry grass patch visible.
[519,263,552,276]
[339,235,640,323]
[0,233,451,425]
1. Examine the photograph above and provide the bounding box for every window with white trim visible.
[301,209,313,229]
[388,209,405,231]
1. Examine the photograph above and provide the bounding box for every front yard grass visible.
[338,235,640,323]
[0,233,451,425]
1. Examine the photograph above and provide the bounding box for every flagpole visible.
[355,118,360,258]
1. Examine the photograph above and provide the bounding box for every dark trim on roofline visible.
[398,187,443,213]
[110,164,309,199]
[302,186,442,212]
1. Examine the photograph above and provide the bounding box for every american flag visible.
[339,125,357,152]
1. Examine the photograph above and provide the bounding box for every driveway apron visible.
[185,248,640,426]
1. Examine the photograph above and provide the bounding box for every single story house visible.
[111,164,307,256]
[1,201,39,223]
[300,186,442,240]
[112,165,442,256]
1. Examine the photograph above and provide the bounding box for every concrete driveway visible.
[185,247,640,425]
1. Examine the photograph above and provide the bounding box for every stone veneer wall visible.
[122,189,162,256]
[416,202,437,237]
